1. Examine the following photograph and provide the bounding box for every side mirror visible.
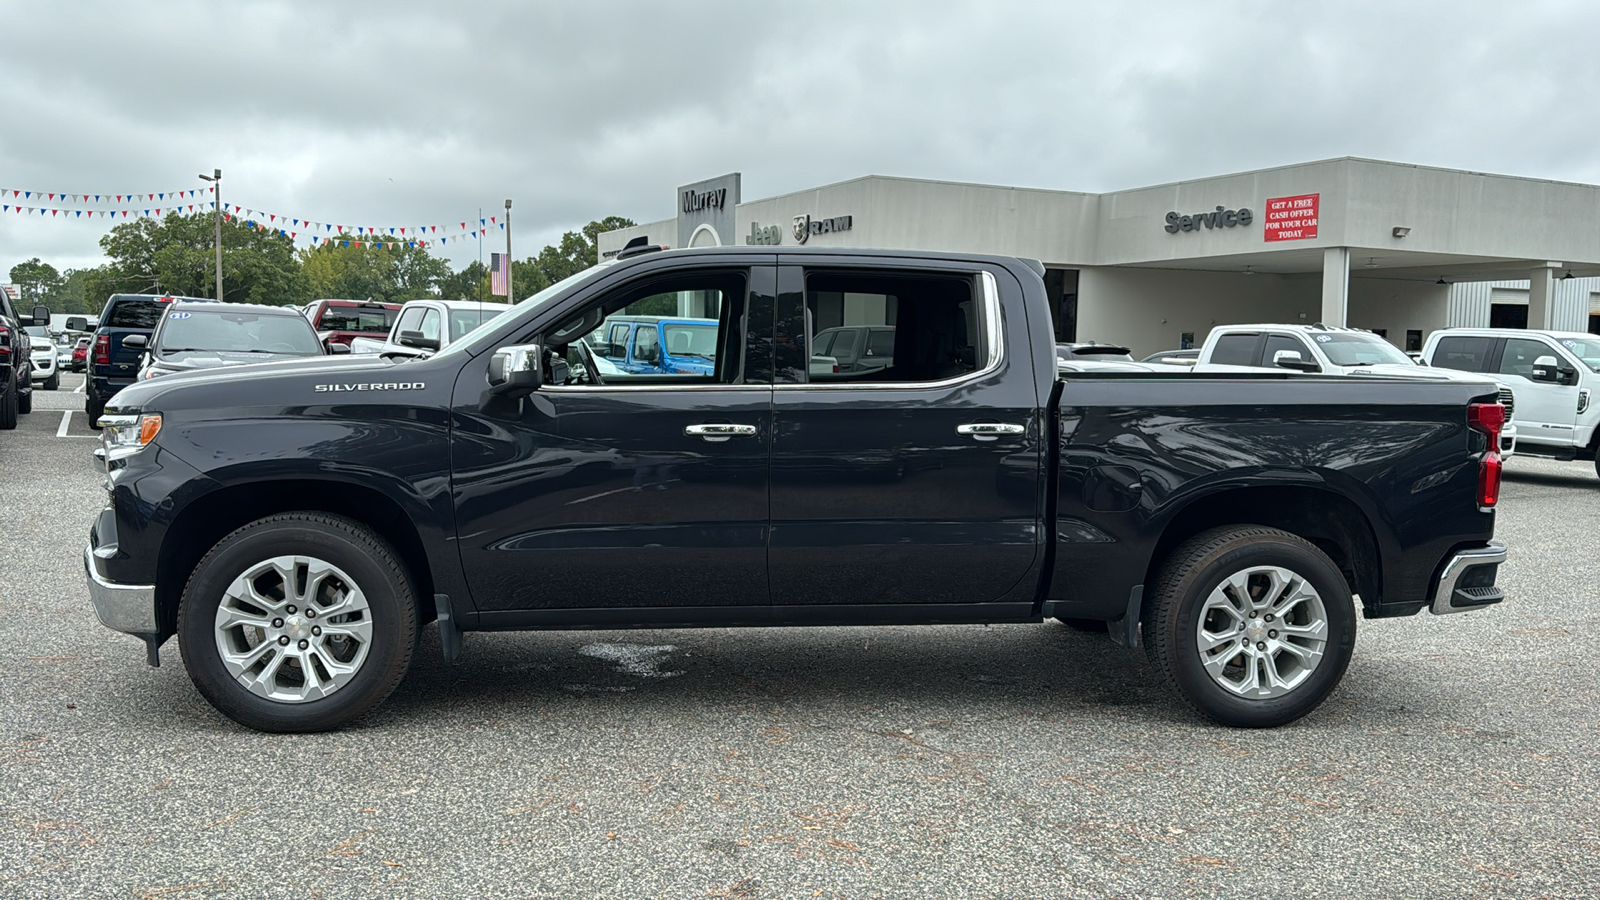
[327,342,351,355]
[1272,349,1318,372]
[487,343,543,396]
[397,330,441,352]
[28,305,51,327]
[122,334,148,349]
[1531,355,1561,383]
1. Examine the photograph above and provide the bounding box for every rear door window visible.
[866,328,896,359]
[1431,336,1493,372]
[1209,333,1260,366]
[830,329,860,364]
[801,270,977,384]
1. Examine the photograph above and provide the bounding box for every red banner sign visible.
[1263,194,1319,242]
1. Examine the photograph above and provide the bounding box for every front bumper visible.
[1430,540,1507,615]
[84,511,157,635]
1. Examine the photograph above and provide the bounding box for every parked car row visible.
[0,291,51,429]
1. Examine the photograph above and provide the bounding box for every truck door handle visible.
[956,422,1025,441]
[685,423,758,442]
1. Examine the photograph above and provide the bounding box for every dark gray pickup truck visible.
[86,245,1507,732]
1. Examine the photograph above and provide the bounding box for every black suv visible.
[0,291,49,429]
[87,294,213,427]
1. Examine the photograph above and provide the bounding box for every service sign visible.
[1263,194,1319,242]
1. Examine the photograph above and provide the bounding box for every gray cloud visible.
[2,0,1596,278]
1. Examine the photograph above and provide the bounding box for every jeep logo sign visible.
[746,221,782,245]
[1164,205,1254,234]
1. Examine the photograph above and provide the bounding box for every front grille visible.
[1497,386,1515,421]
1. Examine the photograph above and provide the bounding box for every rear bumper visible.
[1430,540,1507,615]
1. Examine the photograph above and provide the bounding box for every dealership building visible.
[597,158,1600,357]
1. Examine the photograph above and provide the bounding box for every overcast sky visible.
[2,0,1596,278]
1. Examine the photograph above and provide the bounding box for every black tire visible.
[177,513,419,733]
[1144,525,1356,728]
[43,370,59,391]
[0,374,16,430]
[17,382,31,415]
[85,391,104,430]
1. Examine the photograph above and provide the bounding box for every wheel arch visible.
[155,479,437,639]
[1144,484,1384,616]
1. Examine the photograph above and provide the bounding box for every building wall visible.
[1076,268,1319,358]
[1444,278,1598,330]
[1346,279,1450,345]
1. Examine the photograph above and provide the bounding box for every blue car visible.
[593,316,717,376]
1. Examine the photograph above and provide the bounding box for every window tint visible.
[318,306,396,333]
[1210,333,1259,366]
[1498,338,1557,377]
[812,331,835,356]
[1263,335,1313,368]
[419,309,442,343]
[1431,336,1493,372]
[830,329,860,360]
[103,299,170,329]
[804,271,977,384]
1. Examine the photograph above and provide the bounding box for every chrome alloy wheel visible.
[212,555,374,703]
[1194,565,1329,699]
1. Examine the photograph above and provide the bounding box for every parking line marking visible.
[74,378,85,393]
[58,409,73,437]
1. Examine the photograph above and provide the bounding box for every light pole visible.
[198,169,222,301]
[504,198,513,303]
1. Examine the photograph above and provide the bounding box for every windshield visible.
[436,265,609,360]
[448,306,508,341]
[663,323,718,359]
[318,306,396,333]
[24,325,49,339]
[158,310,323,356]
[1312,333,1415,367]
[1557,336,1600,372]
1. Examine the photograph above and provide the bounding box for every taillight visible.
[1467,402,1505,510]
[0,324,10,362]
[94,334,111,365]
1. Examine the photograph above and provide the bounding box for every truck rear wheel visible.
[177,513,418,733]
[1144,526,1355,728]
[85,391,104,430]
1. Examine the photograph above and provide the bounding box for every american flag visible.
[490,252,508,297]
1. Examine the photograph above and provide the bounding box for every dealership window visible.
[1431,336,1493,373]
[1405,330,1422,352]
[1489,303,1528,329]
[803,270,979,384]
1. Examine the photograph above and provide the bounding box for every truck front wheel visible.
[1144,526,1355,728]
[177,513,419,733]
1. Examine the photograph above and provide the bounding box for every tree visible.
[42,267,100,315]
[97,212,310,306]
[512,216,635,299]
[300,237,452,302]
[437,260,489,301]
[9,258,62,303]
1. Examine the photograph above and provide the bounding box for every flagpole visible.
[504,199,513,303]
[477,206,483,302]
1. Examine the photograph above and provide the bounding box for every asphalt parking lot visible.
[2,372,1598,898]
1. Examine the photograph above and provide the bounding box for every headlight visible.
[100,413,163,460]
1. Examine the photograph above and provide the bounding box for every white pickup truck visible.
[349,299,510,358]
[1421,329,1600,474]
[1194,323,1518,455]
